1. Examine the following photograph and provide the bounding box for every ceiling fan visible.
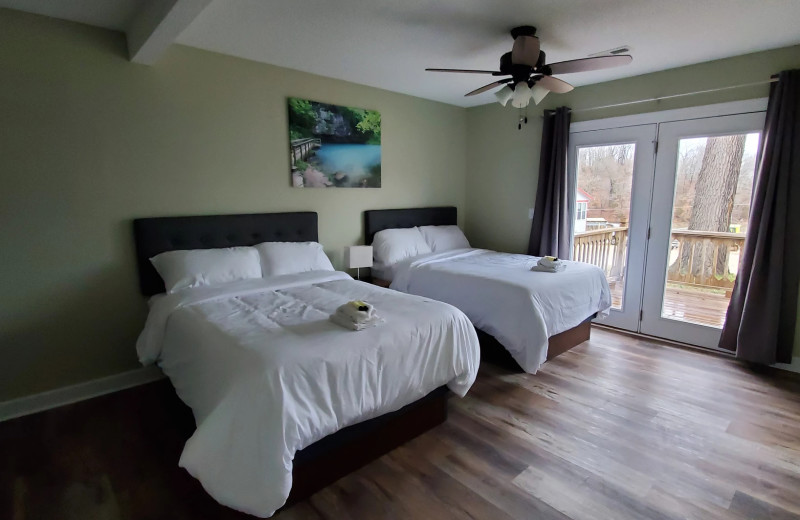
[426,26,632,108]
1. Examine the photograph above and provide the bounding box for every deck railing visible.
[573,227,628,283]
[289,138,322,169]
[573,227,746,292]
[666,229,745,290]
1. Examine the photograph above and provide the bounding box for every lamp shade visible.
[511,82,532,108]
[494,85,514,106]
[531,84,549,105]
[345,245,373,269]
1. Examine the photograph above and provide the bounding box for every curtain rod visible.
[569,77,778,114]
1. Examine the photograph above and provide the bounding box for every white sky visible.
[679,132,760,157]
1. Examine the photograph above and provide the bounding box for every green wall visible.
[2,9,798,403]
[464,44,800,358]
[0,10,467,401]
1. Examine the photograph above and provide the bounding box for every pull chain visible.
[518,106,529,130]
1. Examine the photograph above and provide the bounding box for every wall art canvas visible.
[288,98,382,188]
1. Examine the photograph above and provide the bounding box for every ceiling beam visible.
[127,0,212,65]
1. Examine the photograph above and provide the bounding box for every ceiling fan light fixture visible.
[511,82,532,108]
[531,84,549,105]
[426,25,633,108]
[495,85,514,106]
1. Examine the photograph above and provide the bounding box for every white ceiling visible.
[4,0,800,107]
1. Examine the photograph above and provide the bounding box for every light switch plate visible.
[528,208,534,220]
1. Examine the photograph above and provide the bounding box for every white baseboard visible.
[0,365,165,423]
[774,356,800,374]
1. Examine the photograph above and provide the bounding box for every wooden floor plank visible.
[1,327,799,519]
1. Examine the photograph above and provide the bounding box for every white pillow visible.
[372,227,432,265]
[255,241,334,277]
[418,225,471,252]
[150,247,262,294]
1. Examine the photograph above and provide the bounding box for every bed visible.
[132,212,479,517]
[364,206,612,373]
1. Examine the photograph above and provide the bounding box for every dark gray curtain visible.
[528,106,572,258]
[719,70,800,364]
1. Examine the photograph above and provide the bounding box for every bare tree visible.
[679,135,745,278]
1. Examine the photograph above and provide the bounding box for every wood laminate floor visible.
[2,327,800,519]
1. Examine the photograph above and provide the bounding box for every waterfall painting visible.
[288,97,381,188]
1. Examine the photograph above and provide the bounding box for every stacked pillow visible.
[149,225,471,293]
[418,225,471,253]
[372,225,470,265]
[150,242,334,294]
[372,228,432,266]
[150,247,261,294]
[254,242,333,277]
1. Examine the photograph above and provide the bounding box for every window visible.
[576,202,587,220]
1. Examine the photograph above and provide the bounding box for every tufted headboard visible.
[363,207,457,245]
[133,212,318,295]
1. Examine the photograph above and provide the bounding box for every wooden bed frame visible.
[364,206,594,368]
[132,211,449,505]
[477,320,592,370]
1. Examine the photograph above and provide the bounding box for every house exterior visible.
[574,188,591,233]
[586,217,611,230]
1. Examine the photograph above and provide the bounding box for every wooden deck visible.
[610,281,731,328]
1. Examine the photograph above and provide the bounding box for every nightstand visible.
[368,277,391,288]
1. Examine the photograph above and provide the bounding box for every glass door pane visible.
[569,124,656,333]
[663,133,759,328]
[573,144,635,310]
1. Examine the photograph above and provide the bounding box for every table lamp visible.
[345,245,373,280]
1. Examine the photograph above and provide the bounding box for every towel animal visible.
[531,256,566,273]
[337,300,375,321]
[330,301,383,330]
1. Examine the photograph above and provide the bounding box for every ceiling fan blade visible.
[547,54,632,75]
[426,68,500,74]
[538,75,574,94]
[511,35,540,67]
[465,79,512,97]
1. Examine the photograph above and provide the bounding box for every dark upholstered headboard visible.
[363,207,457,245]
[133,212,318,295]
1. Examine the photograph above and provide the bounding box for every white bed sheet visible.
[370,260,400,281]
[136,271,479,517]
[391,249,611,373]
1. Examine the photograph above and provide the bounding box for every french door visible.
[570,110,764,348]
[639,113,764,348]
[569,125,656,331]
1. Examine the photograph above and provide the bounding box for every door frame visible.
[568,98,768,347]
[570,98,767,133]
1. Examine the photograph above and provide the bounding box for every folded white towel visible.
[531,263,566,273]
[336,301,375,322]
[538,256,561,268]
[330,310,384,331]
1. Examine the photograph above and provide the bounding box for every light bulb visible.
[511,82,532,108]
[494,85,514,106]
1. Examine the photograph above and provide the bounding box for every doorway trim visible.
[570,98,767,133]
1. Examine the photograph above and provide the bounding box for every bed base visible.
[286,386,449,505]
[477,317,593,371]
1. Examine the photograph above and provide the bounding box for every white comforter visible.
[136,271,479,517]
[391,249,611,373]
